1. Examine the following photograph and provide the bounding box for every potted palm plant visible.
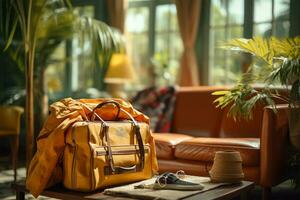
[213,36,300,187]
[0,0,124,168]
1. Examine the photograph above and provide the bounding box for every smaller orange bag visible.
[63,100,157,191]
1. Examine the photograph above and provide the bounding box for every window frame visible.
[252,0,290,37]
[63,0,106,96]
[127,0,181,86]
[128,0,174,61]
[208,0,245,85]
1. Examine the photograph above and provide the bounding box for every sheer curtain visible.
[175,0,201,86]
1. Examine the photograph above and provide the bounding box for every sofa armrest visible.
[260,104,289,187]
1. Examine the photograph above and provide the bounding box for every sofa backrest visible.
[219,104,265,138]
[172,86,288,138]
[172,87,225,137]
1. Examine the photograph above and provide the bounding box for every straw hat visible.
[209,150,244,183]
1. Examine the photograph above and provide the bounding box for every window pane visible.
[254,0,272,23]
[126,7,149,33]
[155,33,168,54]
[210,54,226,85]
[70,6,96,93]
[228,0,244,25]
[71,37,95,91]
[156,4,178,32]
[168,33,182,61]
[128,34,150,86]
[228,26,243,39]
[155,33,182,55]
[126,3,181,87]
[45,42,66,95]
[74,6,94,18]
[154,4,181,86]
[209,28,226,84]
[275,0,290,20]
[211,0,226,26]
[209,24,243,84]
[274,20,290,38]
[227,26,243,84]
[154,33,181,86]
[209,28,226,61]
[77,50,94,90]
[227,52,242,81]
[254,23,272,37]
[170,6,179,31]
[210,52,242,85]
[126,6,151,86]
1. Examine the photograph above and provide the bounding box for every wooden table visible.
[12,181,254,200]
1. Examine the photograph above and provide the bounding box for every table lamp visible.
[104,53,136,99]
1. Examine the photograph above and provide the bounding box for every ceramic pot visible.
[209,150,244,183]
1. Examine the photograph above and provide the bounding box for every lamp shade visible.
[104,53,136,84]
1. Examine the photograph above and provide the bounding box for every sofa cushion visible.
[153,133,194,160]
[174,137,260,166]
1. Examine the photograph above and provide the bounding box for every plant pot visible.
[289,105,300,151]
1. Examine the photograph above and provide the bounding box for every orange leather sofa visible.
[153,86,289,195]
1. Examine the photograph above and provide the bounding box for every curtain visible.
[106,0,128,33]
[175,0,201,86]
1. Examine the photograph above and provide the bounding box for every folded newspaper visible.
[104,175,231,200]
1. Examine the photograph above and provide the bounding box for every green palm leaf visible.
[215,36,300,120]
[223,37,274,65]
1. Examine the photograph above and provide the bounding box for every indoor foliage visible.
[213,36,300,120]
[0,0,123,168]
[213,36,300,188]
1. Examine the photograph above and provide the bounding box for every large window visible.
[207,0,291,85]
[45,42,66,95]
[45,2,101,100]
[209,0,244,85]
[126,0,182,87]
[71,5,95,91]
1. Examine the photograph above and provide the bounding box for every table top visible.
[12,180,254,200]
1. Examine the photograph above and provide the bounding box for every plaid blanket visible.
[131,86,176,133]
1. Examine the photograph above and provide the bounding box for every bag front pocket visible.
[92,144,150,189]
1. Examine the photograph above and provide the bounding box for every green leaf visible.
[3,17,18,51]
[212,91,230,96]
[223,37,273,65]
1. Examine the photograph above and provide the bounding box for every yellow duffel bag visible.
[63,100,156,191]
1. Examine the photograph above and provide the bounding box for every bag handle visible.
[91,100,145,174]
[91,100,121,121]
